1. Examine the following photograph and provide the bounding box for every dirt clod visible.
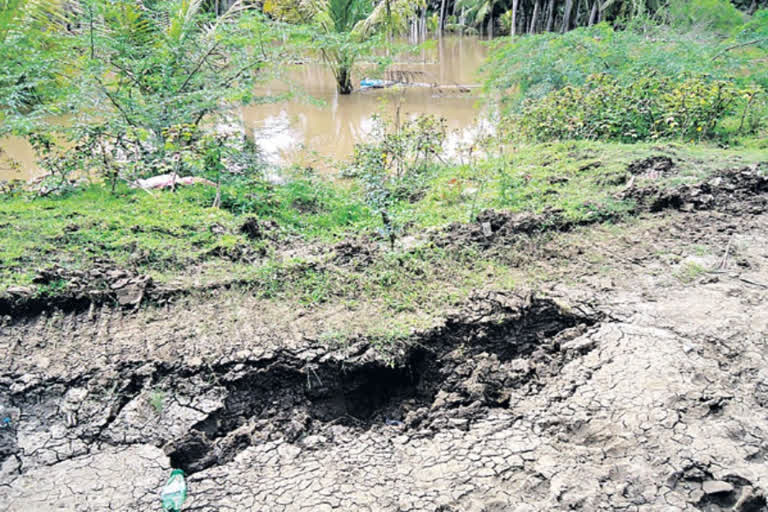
[627,155,675,179]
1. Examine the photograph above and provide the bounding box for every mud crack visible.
[2,293,601,478]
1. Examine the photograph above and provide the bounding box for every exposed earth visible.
[2,164,768,511]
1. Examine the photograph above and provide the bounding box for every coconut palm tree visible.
[456,0,499,38]
[299,0,424,94]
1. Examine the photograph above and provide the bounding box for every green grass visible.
[1,139,766,308]
[676,261,709,284]
[0,175,370,291]
[406,140,768,228]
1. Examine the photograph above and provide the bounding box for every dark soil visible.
[436,163,768,251]
[2,294,598,477]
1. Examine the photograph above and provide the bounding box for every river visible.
[0,36,488,181]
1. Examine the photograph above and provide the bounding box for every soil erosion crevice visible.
[1,294,600,477]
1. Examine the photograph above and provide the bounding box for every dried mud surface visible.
[3,166,768,511]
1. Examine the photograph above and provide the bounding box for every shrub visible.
[667,0,745,35]
[1,1,292,192]
[484,16,766,108]
[346,113,446,247]
[511,73,764,142]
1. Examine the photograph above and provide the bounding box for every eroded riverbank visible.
[3,163,768,510]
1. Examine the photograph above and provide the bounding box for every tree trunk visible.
[337,68,353,95]
[588,0,598,25]
[488,10,494,39]
[511,0,519,35]
[561,0,573,33]
[529,0,540,33]
[545,0,556,32]
[440,0,448,33]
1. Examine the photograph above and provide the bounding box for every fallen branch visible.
[739,277,768,289]
[712,37,768,60]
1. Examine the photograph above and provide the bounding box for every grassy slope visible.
[2,140,766,336]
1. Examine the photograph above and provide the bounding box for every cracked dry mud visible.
[3,186,768,510]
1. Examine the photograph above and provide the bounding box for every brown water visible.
[0,36,489,181]
[244,36,489,169]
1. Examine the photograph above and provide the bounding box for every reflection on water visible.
[0,36,488,181]
[244,36,489,168]
[0,136,38,181]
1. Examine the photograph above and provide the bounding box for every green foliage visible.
[675,260,708,283]
[737,9,768,45]
[667,0,745,35]
[485,19,766,103]
[346,113,446,247]
[187,172,370,237]
[0,0,71,124]
[149,390,166,414]
[512,73,764,142]
[262,0,304,22]
[732,9,768,87]
[456,0,500,35]
[486,11,768,144]
[285,0,426,93]
[487,23,725,102]
[499,9,514,34]
[2,0,293,189]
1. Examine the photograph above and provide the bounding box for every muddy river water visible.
[0,36,488,181]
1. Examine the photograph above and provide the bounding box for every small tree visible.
[348,112,446,248]
[0,0,72,129]
[2,0,291,189]
[74,0,283,180]
[296,0,425,94]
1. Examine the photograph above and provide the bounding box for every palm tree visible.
[299,0,424,94]
[313,0,372,94]
[456,0,499,38]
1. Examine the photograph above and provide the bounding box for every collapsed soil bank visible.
[0,294,598,477]
[2,160,768,511]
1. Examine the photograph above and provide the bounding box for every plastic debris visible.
[161,469,188,511]
[360,78,389,89]
[133,173,216,190]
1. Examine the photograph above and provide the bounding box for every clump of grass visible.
[676,261,708,284]
[149,390,166,414]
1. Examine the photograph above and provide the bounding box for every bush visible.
[1,1,292,192]
[484,16,767,108]
[667,0,745,35]
[346,113,446,246]
[512,73,764,142]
